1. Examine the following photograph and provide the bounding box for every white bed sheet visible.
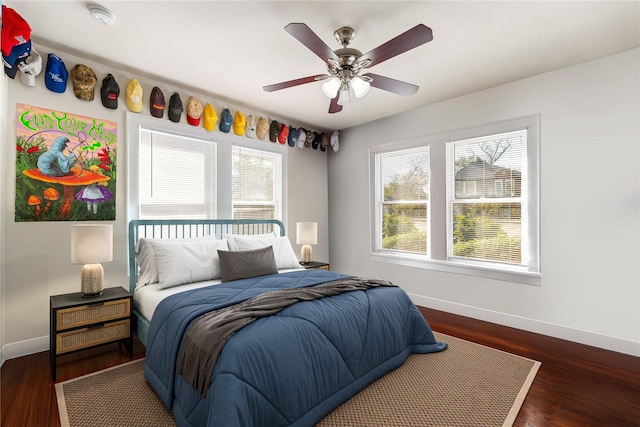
[133,269,302,321]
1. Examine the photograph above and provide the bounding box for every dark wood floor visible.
[2,307,639,427]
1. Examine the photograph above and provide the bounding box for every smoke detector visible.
[88,5,116,26]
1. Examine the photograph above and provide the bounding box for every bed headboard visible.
[128,219,286,293]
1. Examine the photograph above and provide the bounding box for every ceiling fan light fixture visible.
[337,83,355,106]
[351,75,370,98]
[322,76,341,98]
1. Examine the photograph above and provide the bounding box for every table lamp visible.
[71,224,113,297]
[296,222,317,264]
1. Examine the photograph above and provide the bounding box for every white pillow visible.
[230,234,302,270]
[150,239,229,289]
[135,235,218,288]
[223,232,276,251]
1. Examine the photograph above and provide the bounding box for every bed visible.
[128,219,447,427]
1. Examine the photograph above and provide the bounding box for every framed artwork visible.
[15,104,117,221]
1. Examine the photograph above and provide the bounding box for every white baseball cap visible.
[19,47,42,87]
[296,128,306,148]
[245,115,257,138]
[330,130,339,152]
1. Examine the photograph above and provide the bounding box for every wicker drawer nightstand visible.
[300,261,330,270]
[50,287,133,381]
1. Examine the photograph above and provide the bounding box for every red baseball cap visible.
[1,6,31,57]
[277,123,289,144]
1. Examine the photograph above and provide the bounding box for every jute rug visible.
[56,332,540,427]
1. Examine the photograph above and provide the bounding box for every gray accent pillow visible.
[218,246,278,282]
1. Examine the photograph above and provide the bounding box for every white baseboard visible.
[410,293,640,358]
[1,297,638,364]
[1,335,49,366]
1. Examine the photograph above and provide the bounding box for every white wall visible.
[0,45,330,360]
[328,48,640,356]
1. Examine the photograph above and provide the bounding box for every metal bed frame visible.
[128,219,286,345]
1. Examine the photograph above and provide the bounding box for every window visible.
[376,146,429,254]
[127,113,285,223]
[138,129,216,219]
[371,115,540,285]
[447,130,526,267]
[232,146,282,220]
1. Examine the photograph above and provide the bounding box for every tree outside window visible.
[379,147,428,254]
[449,130,526,265]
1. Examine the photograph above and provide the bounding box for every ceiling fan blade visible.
[363,73,419,96]
[359,24,433,68]
[328,95,343,114]
[263,74,327,92]
[285,23,340,63]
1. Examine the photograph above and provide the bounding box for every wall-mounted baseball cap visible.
[19,47,42,87]
[168,93,183,122]
[331,130,340,152]
[126,78,144,112]
[287,126,299,147]
[305,130,314,148]
[3,38,32,79]
[256,117,269,140]
[245,115,256,138]
[320,133,330,152]
[186,96,203,126]
[150,86,165,118]
[312,132,322,150]
[233,110,246,136]
[219,108,233,133]
[100,74,119,109]
[203,103,217,131]
[277,123,289,144]
[70,64,97,101]
[44,53,68,93]
[1,6,31,57]
[296,128,306,148]
[269,120,280,142]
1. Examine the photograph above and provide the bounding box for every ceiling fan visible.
[263,23,433,114]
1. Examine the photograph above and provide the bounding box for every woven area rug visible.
[56,332,540,427]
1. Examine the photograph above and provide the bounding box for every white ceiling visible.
[6,1,640,132]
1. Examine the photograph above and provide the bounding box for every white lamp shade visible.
[337,84,355,106]
[351,75,371,98]
[71,224,113,264]
[322,77,341,98]
[296,222,317,245]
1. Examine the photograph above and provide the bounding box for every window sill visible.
[370,252,541,286]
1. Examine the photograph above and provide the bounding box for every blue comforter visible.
[144,269,447,427]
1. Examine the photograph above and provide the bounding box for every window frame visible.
[137,127,217,219]
[370,115,540,286]
[374,144,430,256]
[127,112,287,223]
[231,145,283,221]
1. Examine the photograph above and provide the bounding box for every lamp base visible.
[81,263,104,298]
[300,245,312,264]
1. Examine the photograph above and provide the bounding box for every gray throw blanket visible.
[177,277,397,397]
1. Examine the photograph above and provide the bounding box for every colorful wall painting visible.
[15,104,117,221]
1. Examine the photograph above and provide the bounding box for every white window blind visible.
[447,129,527,266]
[232,146,281,220]
[139,129,216,219]
[376,146,429,254]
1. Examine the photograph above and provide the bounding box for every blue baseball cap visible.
[45,53,68,93]
[287,126,299,147]
[219,108,233,133]
[2,39,31,79]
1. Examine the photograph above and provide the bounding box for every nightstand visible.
[300,261,330,271]
[50,286,133,381]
